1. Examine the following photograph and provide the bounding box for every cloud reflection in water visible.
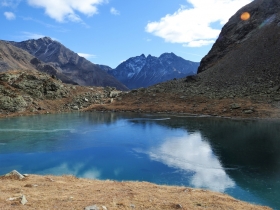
[39,163,101,179]
[147,132,235,192]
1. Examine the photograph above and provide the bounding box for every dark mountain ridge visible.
[9,37,128,90]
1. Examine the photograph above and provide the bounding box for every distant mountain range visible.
[98,53,199,89]
[1,37,199,91]
[8,37,128,90]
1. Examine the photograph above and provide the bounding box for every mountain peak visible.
[159,52,176,59]
[43,36,52,40]
[40,36,53,42]
[110,52,199,89]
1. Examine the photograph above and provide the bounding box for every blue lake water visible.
[0,112,279,209]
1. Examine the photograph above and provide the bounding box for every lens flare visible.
[241,12,250,21]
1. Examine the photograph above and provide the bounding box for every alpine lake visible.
[0,112,279,209]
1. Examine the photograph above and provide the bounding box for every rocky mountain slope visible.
[9,37,128,90]
[0,41,37,71]
[99,53,199,89]
[0,41,77,84]
[191,0,280,101]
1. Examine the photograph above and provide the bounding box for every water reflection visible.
[39,163,101,179]
[146,132,235,192]
[0,113,280,209]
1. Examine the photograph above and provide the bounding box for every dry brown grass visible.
[0,174,271,210]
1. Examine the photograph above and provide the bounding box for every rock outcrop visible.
[0,71,70,112]
[0,70,124,116]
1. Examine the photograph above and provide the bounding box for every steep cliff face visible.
[102,53,198,89]
[10,37,128,90]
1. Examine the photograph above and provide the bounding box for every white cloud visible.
[145,0,253,47]
[26,0,106,22]
[21,31,46,39]
[110,7,120,15]
[78,53,96,59]
[4,11,16,20]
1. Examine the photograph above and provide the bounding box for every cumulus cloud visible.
[78,53,96,59]
[110,7,120,15]
[145,0,252,47]
[4,11,16,20]
[26,0,106,22]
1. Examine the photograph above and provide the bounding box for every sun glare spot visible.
[241,12,250,21]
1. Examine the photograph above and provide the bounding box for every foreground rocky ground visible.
[0,171,271,210]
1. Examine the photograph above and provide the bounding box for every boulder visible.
[4,170,25,179]
[230,103,241,109]
[109,91,120,98]
[243,109,254,114]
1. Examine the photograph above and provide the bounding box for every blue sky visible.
[1,0,252,68]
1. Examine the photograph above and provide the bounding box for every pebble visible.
[21,195,28,205]
[85,205,99,210]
